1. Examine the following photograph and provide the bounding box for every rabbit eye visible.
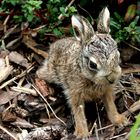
[88,60,97,70]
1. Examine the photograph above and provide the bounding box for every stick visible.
[89,120,96,135]
[58,0,76,20]
[22,35,48,58]
[94,122,99,140]
[123,99,140,117]
[32,84,66,126]
[0,125,18,140]
[124,41,140,52]
[96,103,103,134]
[11,86,37,96]
[109,132,128,140]
[97,124,113,131]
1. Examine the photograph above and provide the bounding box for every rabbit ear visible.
[71,15,94,43]
[97,7,110,33]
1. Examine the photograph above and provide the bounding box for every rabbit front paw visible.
[74,128,89,138]
[111,114,129,127]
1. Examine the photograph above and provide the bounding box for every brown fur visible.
[36,7,128,138]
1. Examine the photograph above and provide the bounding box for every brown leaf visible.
[0,57,13,83]
[11,86,37,96]
[0,90,20,106]
[125,4,137,22]
[0,50,10,58]
[22,33,48,58]
[6,36,22,49]
[9,51,30,68]
[22,119,67,140]
[118,0,124,4]
[2,110,17,122]
[35,78,54,97]
[0,66,13,83]
[11,117,34,129]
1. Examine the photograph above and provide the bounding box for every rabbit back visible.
[36,37,83,86]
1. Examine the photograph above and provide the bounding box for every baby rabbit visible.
[36,7,128,138]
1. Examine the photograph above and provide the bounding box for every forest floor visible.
[0,10,140,140]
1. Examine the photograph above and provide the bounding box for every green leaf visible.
[53,28,63,36]
[130,113,140,140]
[124,27,132,33]
[27,14,34,22]
[68,6,77,13]
[110,18,121,30]
[60,7,65,14]
[129,16,139,28]
[13,15,23,23]
[9,0,19,6]
[50,0,60,4]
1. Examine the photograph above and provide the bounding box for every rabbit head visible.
[72,7,121,86]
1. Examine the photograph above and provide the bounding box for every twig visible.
[49,106,64,118]
[109,132,128,140]
[58,0,76,20]
[94,122,99,140]
[124,132,131,140]
[18,77,25,87]
[78,4,94,25]
[44,103,51,120]
[6,36,22,49]
[123,99,140,117]
[122,67,140,74]
[89,120,96,135]
[22,34,48,58]
[0,125,18,140]
[32,84,66,126]
[5,55,9,66]
[32,25,46,32]
[96,103,103,134]
[11,86,37,96]
[3,24,18,39]
[3,15,10,33]
[97,124,113,131]
[124,41,140,52]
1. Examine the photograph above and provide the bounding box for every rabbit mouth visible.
[93,77,114,87]
[106,77,115,84]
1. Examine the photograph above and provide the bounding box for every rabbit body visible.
[37,7,128,138]
[37,36,115,99]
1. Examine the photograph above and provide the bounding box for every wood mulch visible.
[0,17,140,140]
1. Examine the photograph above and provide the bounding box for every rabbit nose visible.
[106,76,115,84]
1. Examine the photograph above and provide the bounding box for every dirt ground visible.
[0,14,140,140]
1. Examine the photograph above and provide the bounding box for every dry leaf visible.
[11,117,34,129]
[118,0,124,4]
[125,4,137,22]
[22,34,48,58]
[0,57,13,83]
[35,78,54,97]
[0,90,20,106]
[9,51,30,68]
[11,86,37,96]
[2,110,17,122]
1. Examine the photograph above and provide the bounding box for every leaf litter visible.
[0,15,140,140]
